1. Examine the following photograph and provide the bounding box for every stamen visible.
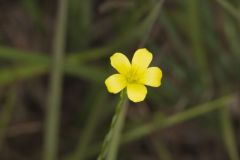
[126,67,141,84]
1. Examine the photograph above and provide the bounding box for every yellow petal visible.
[127,84,147,102]
[131,48,153,72]
[144,67,162,87]
[105,74,127,93]
[110,53,131,75]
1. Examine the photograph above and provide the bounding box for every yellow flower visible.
[105,48,163,102]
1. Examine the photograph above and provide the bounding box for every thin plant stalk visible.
[84,95,235,159]
[97,91,128,160]
[43,0,68,160]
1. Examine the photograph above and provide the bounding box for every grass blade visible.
[44,0,68,159]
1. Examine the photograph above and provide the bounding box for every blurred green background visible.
[0,0,240,159]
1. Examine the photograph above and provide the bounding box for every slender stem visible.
[83,95,235,159]
[97,91,128,160]
[220,106,239,160]
[44,0,68,160]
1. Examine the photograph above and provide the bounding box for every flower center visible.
[126,67,142,84]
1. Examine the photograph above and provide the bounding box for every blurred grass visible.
[22,0,44,31]
[68,0,92,50]
[66,90,108,160]
[187,0,211,87]
[0,0,240,159]
[220,106,239,160]
[123,95,235,143]
[152,139,172,160]
[44,0,68,159]
[223,13,240,63]
[0,47,48,63]
[81,94,236,159]
[216,0,240,21]
[0,88,16,151]
[0,63,47,85]
[0,0,165,86]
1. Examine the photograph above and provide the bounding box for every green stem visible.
[43,0,68,160]
[83,95,235,159]
[97,91,128,160]
[220,106,239,160]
